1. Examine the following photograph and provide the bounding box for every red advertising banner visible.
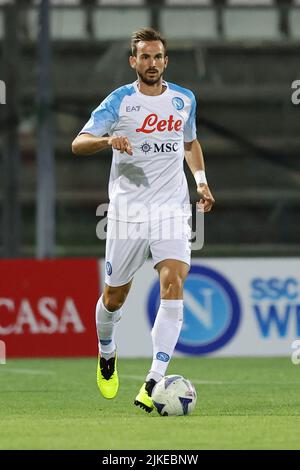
[0,259,100,358]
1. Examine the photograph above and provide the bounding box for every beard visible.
[137,69,164,86]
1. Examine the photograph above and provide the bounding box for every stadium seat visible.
[227,0,274,5]
[48,0,81,4]
[98,0,145,4]
[27,7,87,40]
[51,8,87,39]
[93,8,150,39]
[165,0,212,5]
[290,8,300,39]
[224,7,280,40]
[160,8,217,40]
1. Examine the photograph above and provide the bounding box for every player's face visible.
[130,41,168,86]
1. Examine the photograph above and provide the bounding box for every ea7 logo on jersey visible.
[136,114,182,134]
[126,105,141,112]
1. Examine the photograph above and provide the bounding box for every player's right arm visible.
[72,133,132,156]
[72,89,133,156]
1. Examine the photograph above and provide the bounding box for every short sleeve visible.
[79,95,118,137]
[184,93,197,143]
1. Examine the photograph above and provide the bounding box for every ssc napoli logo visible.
[106,261,112,276]
[156,352,170,362]
[172,97,184,111]
[147,265,241,354]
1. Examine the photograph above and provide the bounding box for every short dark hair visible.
[131,27,167,57]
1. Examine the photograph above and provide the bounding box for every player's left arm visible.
[184,139,215,212]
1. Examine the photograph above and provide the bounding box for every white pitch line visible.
[120,374,224,384]
[120,374,300,386]
[0,368,55,376]
[1,371,299,385]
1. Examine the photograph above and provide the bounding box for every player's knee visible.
[161,272,183,298]
[103,290,126,312]
[103,296,124,312]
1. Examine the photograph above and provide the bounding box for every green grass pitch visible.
[0,357,300,450]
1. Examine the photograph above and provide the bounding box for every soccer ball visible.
[151,375,197,416]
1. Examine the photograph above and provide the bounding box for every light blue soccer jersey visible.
[80,80,197,222]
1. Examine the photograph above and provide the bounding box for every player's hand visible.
[196,184,215,213]
[108,136,133,155]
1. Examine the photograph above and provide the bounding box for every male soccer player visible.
[72,28,215,413]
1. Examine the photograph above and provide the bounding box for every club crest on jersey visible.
[172,97,184,110]
[106,262,112,276]
[136,113,182,134]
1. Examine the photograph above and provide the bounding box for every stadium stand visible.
[223,6,280,40]
[160,6,217,40]
[0,0,299,256]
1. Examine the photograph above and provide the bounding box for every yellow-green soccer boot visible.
[134,379,157,413]
[97,354,119,399]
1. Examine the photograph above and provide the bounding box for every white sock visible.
[146,299,183,383]
[95,295,122,359]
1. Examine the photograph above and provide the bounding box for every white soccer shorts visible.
[104,217,191,287]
